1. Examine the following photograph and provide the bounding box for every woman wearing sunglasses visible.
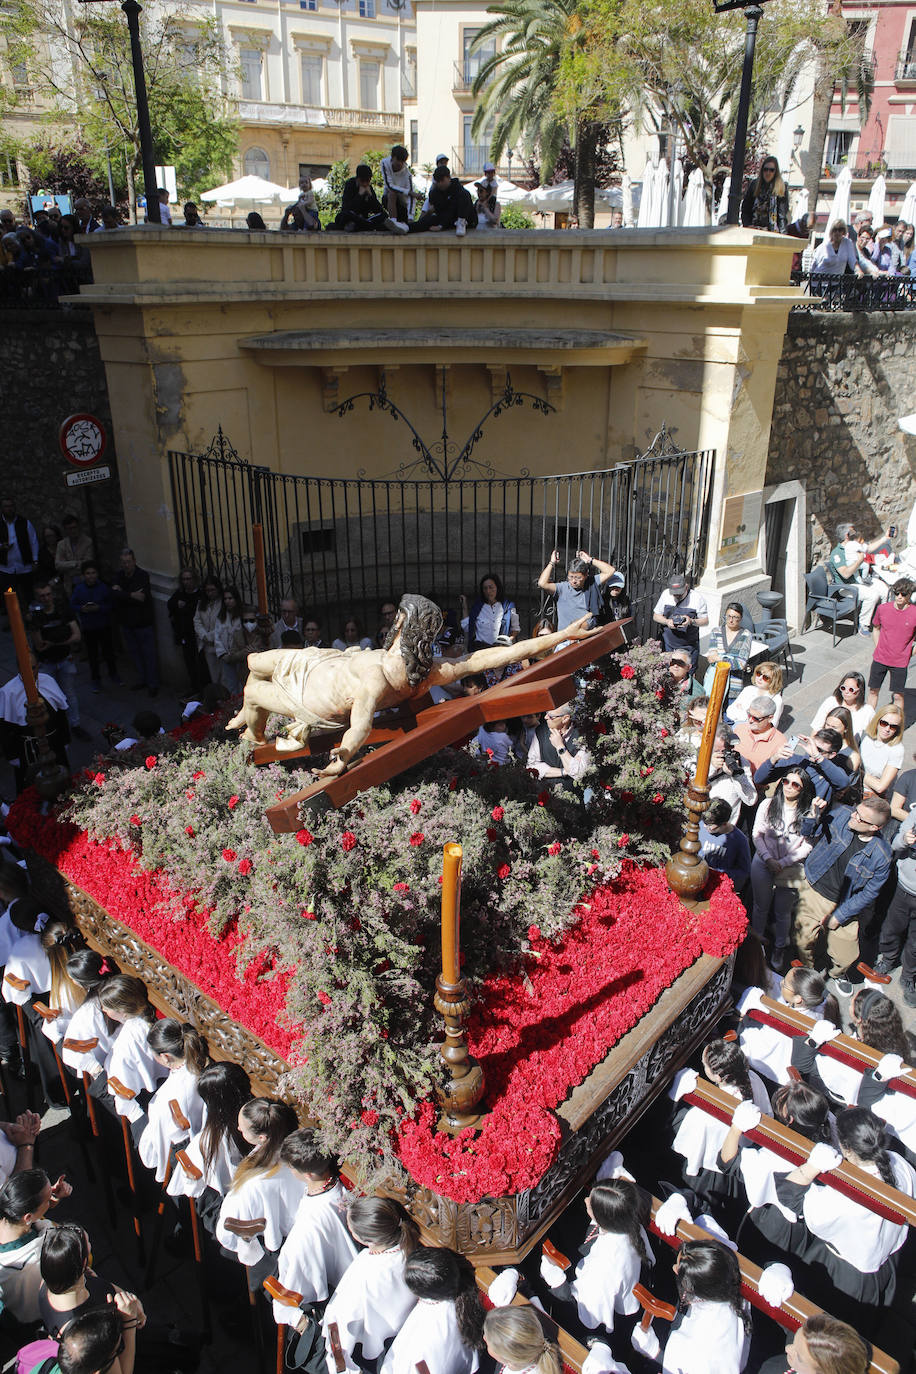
[810,673,873,741]
[860,707,904,798]
[740,156,788,234]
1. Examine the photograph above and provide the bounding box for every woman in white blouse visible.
[809,673,873,741]
[859,705,904,798]
[662,1239,749,1374]
[192,576,223,685]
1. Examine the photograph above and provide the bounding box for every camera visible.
[722,748,743,775]
[671,613,689,627]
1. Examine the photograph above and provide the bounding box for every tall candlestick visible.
[4,588,38,703]
[252,523,268,618]
[440,842,462,985]
[666,659,731,902]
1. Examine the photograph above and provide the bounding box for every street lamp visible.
[793,124,804,152]
[713,0,774,225]
[507,147,514,181]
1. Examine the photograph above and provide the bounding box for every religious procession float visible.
[5,587,746,1266]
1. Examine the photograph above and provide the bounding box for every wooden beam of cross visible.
[261,619,629,831]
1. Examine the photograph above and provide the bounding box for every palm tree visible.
[470,0,603,226]
[800,1,873,218]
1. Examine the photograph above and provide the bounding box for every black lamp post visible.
[714,0,773,225]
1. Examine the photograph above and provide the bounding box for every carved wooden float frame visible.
[33,856,733,1265]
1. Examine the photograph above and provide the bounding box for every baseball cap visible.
[876,226,891,239]
[669,575,690,594]
[435,153,448,163]
[483,161,496,173]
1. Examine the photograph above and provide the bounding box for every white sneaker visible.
[456,218,467,237]
[392,220,409,234]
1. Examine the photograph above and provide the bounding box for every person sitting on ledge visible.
[333,166,408,235]
[227,592,596,774]
[410,166,478,236]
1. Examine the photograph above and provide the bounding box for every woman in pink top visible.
[868,578,916,709]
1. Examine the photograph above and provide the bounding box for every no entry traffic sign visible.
[59,413,107,467]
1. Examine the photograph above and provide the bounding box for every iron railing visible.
[791,271,916,312]
[168,428,715,645]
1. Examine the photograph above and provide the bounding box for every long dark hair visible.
[588,1179,650,1263]
[0,1168,49,1223]
[218,583,243,623]
[40,1223,90,1292]
[851,990,908,1058]
[66,948,116,1003]
[832,672,865,707]
[478,572,506,602]
[99,974,156,1024]
[58,1308,123,1374]
[836,1108,896,1188]
[147,1019,210,1076]
[702,1038,753,1101]
[197,1061,251,1176]
[767,771,815,832]
[383,594,443,687]
[347,1196,419,1255]
[675,1239,746,1324]
[230,1099,298,1191]
[771,1082,832,1144]
[403,1246,485,1350]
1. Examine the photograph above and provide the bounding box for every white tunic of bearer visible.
[60,999,113,1077]
[2,933,50,1005]
[571,1226,648,1331]
[104,1017,167,1122]
[138,1063,205,1181]
[216,1164,305,1266]
[322,1246,416,1371]
[662,1299,749,1374]
[273,1180,357,1325]
[168,1127,241,1200]
[380,1297,479,1374]
[803,1154,916,1272]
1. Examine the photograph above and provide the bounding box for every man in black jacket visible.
[111,547,160,695]
[410,166,478,235]
[333,165,408,233]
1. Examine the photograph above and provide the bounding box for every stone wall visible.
[766,311,916,566]
[3,307,126,566]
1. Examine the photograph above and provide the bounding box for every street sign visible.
[60,413,107,467]
[65,465,111,488]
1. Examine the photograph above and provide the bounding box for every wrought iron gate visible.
[168,428,715,643]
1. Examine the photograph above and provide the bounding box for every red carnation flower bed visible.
[396,863,745,1202]
[7,791,294,1059]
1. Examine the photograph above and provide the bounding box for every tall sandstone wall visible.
[4,308,125,564]
[766,311,916,566]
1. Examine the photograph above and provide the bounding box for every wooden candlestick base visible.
[25,699,69,800]
[665,782,710,902]
[434,975,485,1133]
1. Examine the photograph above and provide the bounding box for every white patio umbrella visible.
[653,159,670,227]
[200,174,291,205]
[867,174,886,226]
[636,157,656,228]
[791,187,809,225]
[899,181,916,224]
[531,179,575,209]
[621,171,633,226]
[826,166,852,231]
[681,168,707,226]
[713,175,730,225]
[669,157,684,226]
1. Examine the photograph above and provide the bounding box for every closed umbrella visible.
[899,181,916,225]
[200,174,291,205]
[621,171,633,226]
[714,175,730,225]
[654,159,670,227]
[867,174,886,226]
[791,187,809,224]
[826,166,852,231]
[682,168,707,226]
[636,157,656,228]
[669,158,684,226]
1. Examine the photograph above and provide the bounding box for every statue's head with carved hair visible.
[383,594,444,687]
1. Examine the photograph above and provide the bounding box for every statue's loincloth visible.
[269,647,350,735]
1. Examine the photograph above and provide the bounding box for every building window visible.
[243,146,271,180]
[300,0,318,9]
[461,27,495,86]
[239,46,262,100]
[9,56,28,85]
[410,119,418,165]
[825,129,853,171]
[359,58,379,109]
[359,0,375,16]
[300,53,323,104]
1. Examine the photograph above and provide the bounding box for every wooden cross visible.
[260,619,629,831]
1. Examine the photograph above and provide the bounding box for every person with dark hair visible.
[110,549,158,697]
[753,728,848,804]
[214,584,245,693]
[216,1099,302,1272]
[70,562,118,693]
[381,144,415,224]
[792,795,892,981]
[760,1313,869,1374]
[410,165,477,235]
[334,165,408,233]
[54,514,93,595]
[137,1020,209,1181]
[28,580,87,740]
[460,573,520,650]
[180,201,202,228]
[192,576,223,684]
[671,1038,771,1210]
[868,577,916,709]
[876,804,916,1004]
[0,497,39,614]
[60,949,118,1081]
[540,1176,650,1335]
[331,616,372,652]
[827,522,888,634]
[227,592,595,769]
[382,1245,485,1373]
[750,770,816,972]
[56,1297,145,1374]
[663,1239,749,1374]
[698,797,751,893]
[539,547,619,633]
[322,1197,419,1368]
[740,964,836,1083]
[810,672,873,740]
[167,1061,251,1232]
[775,1106,916,1304]
[37,1223,116,1337]
[271,1130,356,1328]
[704,603,753,701]
[167,567,207,691]
[96,976,165,1131]
[651,573,709,670]
[0,1167,69,1321]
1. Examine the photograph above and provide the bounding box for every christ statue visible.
[227,593,596,777]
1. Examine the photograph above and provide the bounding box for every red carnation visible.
[656,689,666,700]
[144,755,157,770]
[93,773,106,786]
[185,790,195,801]
[620,665,635,680]
[660,728,669,738]
[486,827,499,842]
[228,795,240,810]
[617,834,630,847]
[129,815,141,828]
[341,831,357,852]
[238,858,253,875]
[393,882,410,893]
[317,990,331,1006]
[653,792,664,804]
[409,832,424,846]
[409,799,421,815]
[537,791,549,806]
[527,924,541,942]
[222,848,237,862]
[185,825,195,836]
[491,805,505,822]
[548,842,562,856]
[497,863,511,880]
[301,909,317,920]
[360,1108,379,1126]
[192,770,205,780]
[296,829,313,846]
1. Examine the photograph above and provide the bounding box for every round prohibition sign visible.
[60,413,107,467]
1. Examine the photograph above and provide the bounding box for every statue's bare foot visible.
[226,709,246,731]
[314,758,347,778]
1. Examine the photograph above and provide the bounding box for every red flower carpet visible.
[9,793,745,1203]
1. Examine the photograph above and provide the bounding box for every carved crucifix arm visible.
[431,615,596,687]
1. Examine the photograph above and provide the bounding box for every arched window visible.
[243,146,270,180]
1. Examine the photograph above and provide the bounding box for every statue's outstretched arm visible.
[433,615,596,685]
[314,685,381,778]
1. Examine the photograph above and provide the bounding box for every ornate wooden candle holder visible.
[666,659,730,902]
[435,842,485,1132]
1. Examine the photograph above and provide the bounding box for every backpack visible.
[15,1338,59,1374]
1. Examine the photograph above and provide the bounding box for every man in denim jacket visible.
[792,796,892,979]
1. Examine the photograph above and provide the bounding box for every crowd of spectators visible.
[811,212,916,278]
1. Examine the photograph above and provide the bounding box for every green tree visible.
[799,0,873,212]
[11,1,237,217]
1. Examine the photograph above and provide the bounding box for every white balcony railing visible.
[237,100,403,133]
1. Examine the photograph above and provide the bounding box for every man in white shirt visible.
[271,597,304,648]
[811,220,859,276]
[527,703,591,791]
[652,574,709,670]
[380,145,414,224]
